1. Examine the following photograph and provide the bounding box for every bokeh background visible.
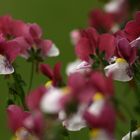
[0,0,137,139]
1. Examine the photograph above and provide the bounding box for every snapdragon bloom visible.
[0,15,59,61]
[104,38,137,81]
[7,105,44,140]
[74,27,115,63]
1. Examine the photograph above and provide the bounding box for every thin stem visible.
[28,61,35,93]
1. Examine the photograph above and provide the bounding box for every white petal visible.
[122,130,140,140]
[40,88,64,114]
[63,113,87,131]
[0,55,14,75]
[60,104,87,131]
[66,59,91,75]
[104,61,132,82]
[47,44,60,57]
[88,100,104,117]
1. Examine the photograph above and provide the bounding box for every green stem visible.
[28,61,35,93]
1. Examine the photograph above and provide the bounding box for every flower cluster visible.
[1,0,140,140]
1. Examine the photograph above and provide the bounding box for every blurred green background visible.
[0,0,138,140]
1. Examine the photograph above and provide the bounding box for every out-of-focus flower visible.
[84,93,116,140]
[104,38,137,81]
[122,128,140,140]
[40,87,70,114]
[0,15,59,61]
[59,104,87,131]
[39,62,62,87]
[7,105,45,139]
[74,27,115,64]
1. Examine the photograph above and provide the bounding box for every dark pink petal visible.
[116,38,137,63]
[99,34,115,59]
[53,62,62,85]
[0,15,13,36]
[7,105,29,132]
[39,64,54,79]
[26,86,47,110]
[38,40,52,56]
[4,40,21,63]
[29,23,42,39]
[76,38,92,62]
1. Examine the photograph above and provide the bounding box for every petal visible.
[40,88,64,114]
[66,59,91,75]
[104,61,132,82]
[99,34,115,60]
[47,44,60,57]
[62,105,87,131]
[39,63,54,79]
[88,100,104,117]
[63,113,87,131]
[0,55,14,75]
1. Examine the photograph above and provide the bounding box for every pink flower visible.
[0,15,59,60]
[74,27,116,63]
[39,62,62,87]
[7,105,45,139]
[104,38,136,82]
[83,94,116,139]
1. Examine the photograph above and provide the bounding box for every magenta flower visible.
[39,62,62,87]
[83,94,116,139]
[0,15,59,60]
[7,105,45,139]
[104,38,137,81]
